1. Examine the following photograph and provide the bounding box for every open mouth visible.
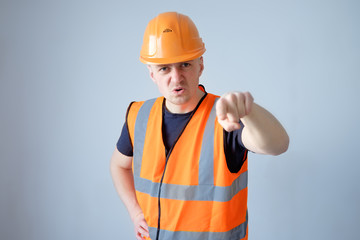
[173,87,184,94]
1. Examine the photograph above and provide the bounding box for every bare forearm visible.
[241,103,289,155]
[110,162,142,220]
[110,149,149,239]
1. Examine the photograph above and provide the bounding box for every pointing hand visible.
[216,92,254,132]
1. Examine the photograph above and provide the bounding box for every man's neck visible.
[165,89,205,114]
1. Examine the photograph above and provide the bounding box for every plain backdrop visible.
[1,0,359,239]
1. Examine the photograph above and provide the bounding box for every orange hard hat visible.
[140,12,206,64]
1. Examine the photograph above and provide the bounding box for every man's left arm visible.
[216,92,289,155]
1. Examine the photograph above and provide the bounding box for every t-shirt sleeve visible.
[116,102,135,158]
[116,122,133,156]
[224,121,248,173]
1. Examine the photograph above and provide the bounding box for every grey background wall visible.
[1,0,359,239]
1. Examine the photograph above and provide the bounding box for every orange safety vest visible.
[127,92,248,240]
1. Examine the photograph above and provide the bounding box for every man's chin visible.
[165,95,191,107]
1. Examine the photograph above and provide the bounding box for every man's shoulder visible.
[129,96,164,105]
[126,96,164,121]
[128,96,164,109]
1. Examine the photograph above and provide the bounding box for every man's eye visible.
[182,63,190,67]
[159,67,168,72]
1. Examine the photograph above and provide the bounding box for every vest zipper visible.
[155,93,207,240]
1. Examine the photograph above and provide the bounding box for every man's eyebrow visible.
[154,64,168,68]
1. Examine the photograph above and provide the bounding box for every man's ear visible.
[198,56,204,77]
[147,65,156,83]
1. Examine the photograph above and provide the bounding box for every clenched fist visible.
[216,92,254,132]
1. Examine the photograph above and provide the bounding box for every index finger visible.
[216,97,229,120]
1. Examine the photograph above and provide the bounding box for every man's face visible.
[148,57,204,112]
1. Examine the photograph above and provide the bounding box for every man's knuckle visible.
[230,93,237,101]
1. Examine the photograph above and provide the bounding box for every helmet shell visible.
[140,12,206,64]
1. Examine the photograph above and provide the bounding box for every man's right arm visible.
[110,148,149,240]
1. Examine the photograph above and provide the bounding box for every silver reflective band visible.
[198,98,218,185]
[133,98,157,178]
[148,212,247,240]
[135,170,247,202]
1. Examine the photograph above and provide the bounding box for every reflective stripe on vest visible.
[148,213,247,240]
[133,98,157,178]
[132,95,248,240]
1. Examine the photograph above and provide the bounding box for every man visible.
[110,12,289,240]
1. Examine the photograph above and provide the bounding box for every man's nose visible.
[171,67,183,83]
